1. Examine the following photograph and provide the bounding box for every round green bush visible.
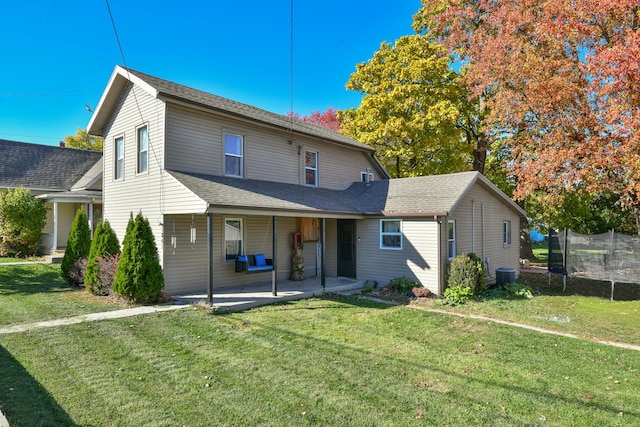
[446,252,487,300]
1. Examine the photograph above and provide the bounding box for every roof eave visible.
[87,66,159,136]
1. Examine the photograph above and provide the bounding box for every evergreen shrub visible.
[61,209,91,285]
[113,212,164,302]
[85,220,120,295]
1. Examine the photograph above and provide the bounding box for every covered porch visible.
[172,275,365,312]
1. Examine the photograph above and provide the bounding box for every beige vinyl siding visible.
[165,104,379,190]
[448,182,521,282]
[162,213,336,295]
[356,218,440,295]
[102,84,167,267]
[324,219,338,277]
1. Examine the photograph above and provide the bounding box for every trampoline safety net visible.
[548,229,640,300]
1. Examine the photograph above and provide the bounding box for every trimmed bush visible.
[85,220,120,295]
[388,276,420,293]
[0,187,47,256]
[113,212,164,303]
[96,253,120,296]
[68,257,88,287]
[61,209,91,285]
[441,253,487,305]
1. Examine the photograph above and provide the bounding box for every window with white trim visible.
[114,136,124,180]
[224,218,243,261]
[224,133,244,177]
[448,220,456,259]
[380,219,402,250]
[137,125,148,174]
[503,220,512,245]
[305,150,318,186]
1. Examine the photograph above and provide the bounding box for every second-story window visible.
[137,125,148,174]
[115,136,124,180]
[305,150,318,186]
[225,133,243,177]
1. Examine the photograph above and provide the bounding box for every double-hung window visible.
[224,218,243,261]
[380,219,402,250]
[305,151,318,186]
[114,136,124,180]
[224,133,243,177]
[137,125,148,174]
[503,220,512,245]
[448,220,456,259]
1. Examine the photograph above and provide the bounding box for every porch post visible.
[88,203,94,237]
[272,216,278,296]
[320,217,326,290]
[207,212,214,305]
[52,202,59,251]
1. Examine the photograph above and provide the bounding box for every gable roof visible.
[167,169,526,218]
[347,171,527,217]
[0,139,103,192]
[88,66,379,157]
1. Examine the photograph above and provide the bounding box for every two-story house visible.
[87,66,526,297]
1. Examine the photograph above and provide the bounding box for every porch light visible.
[190,215,197,244]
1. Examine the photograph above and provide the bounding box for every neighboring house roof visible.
[347,171,527,217]
[88,66,385,174]
[0,139,103,192]
[169,169,526,218]
[167,170,361,216]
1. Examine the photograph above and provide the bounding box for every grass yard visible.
[0,264,134,326]
[1,265,639,426]
[1,297,640,426]
[412,272,640,347]
[0,257,45,264]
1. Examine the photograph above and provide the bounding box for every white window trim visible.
[224,132,244,178]
[380,219,403,250]
[305,150,318,186]
[114,135,125,181]
[503,220,512,246]
[448,220,456,260]
[224,217,244,262]
[136,124,149,175]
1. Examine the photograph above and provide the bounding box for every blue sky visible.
[0,1,421,146]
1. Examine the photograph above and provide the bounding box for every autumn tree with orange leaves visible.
[414,0,640,232]
[288,108,342,132]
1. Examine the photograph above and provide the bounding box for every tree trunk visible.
[518,200,535,260]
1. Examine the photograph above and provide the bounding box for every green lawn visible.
[0,264,133,326]
[413,272,640,347]
[1,265,639,426]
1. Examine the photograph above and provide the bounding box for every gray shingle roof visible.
[0,139,103,191]
[167,170,361,215]
[122,67,374,153]
[168,169,526,217]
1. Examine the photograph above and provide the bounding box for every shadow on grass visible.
[519,272,640,301]
[0,345,78,426]
[251,311,640,423]
[0,264,69,296]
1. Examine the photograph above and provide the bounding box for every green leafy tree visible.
[0,187,47,256]
[85,220,121,295]
[340,34,485,178]
[61,209,92,285]
[63,128,103,151]
[113,212,164,302]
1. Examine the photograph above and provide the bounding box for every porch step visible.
[45,253,64,264]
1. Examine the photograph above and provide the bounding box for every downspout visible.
[272,216,278,296]
[320,218,326,290]
[481,203,486,265]
[437,216,442,295]
[471,200,475,253]
[207,212,214,305]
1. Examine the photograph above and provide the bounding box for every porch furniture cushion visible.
[255,254,266,267]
